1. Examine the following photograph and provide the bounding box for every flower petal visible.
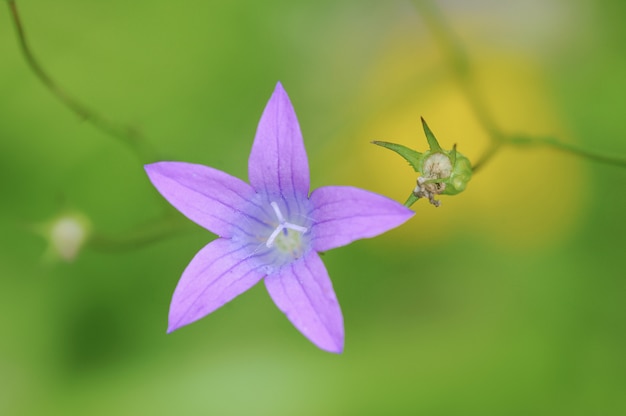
[310,186,414,252]
[168,238,266,333]
[145,161,256,238]
[248,82,310,198]
[265,252,344,353]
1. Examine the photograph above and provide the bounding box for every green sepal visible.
[450,143,457,167]
[372,141,422,172]
[440,150,472,195]
[420,117,442,152]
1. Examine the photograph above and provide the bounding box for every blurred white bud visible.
[46,213,91,262]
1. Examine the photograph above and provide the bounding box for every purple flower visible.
[145,83,413,353]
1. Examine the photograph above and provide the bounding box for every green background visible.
[1,0,625,414]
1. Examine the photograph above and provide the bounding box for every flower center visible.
[265,202,309,255]
[422,152,452,179]
[413,152,454,207]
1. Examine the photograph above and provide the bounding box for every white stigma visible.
[265,201,308,248]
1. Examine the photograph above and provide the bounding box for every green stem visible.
[87,213,193,252]
[509,135,626,168]
[412,0,503,166]
[413,0,626,172]
[404,193,420,208]
[7,0,160,163]
[471,141,502,173]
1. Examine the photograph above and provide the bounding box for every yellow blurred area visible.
[331,34,586,249]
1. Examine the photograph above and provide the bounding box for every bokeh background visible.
[1,0,625,414]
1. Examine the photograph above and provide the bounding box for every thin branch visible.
[471,141,502,173]
[412,0,503,140]
[412,0,503,172]
[413,0,626,172]
[510,135,626,168]
[7,0,159,163]
[87,212,193,252]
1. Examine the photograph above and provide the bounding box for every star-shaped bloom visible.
[145,83,413,353]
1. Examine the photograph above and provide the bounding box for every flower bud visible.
[373,117,473,207]
[50,215,89,261]
[34,212,91,262]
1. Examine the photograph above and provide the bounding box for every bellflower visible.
[145,83,413,353]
